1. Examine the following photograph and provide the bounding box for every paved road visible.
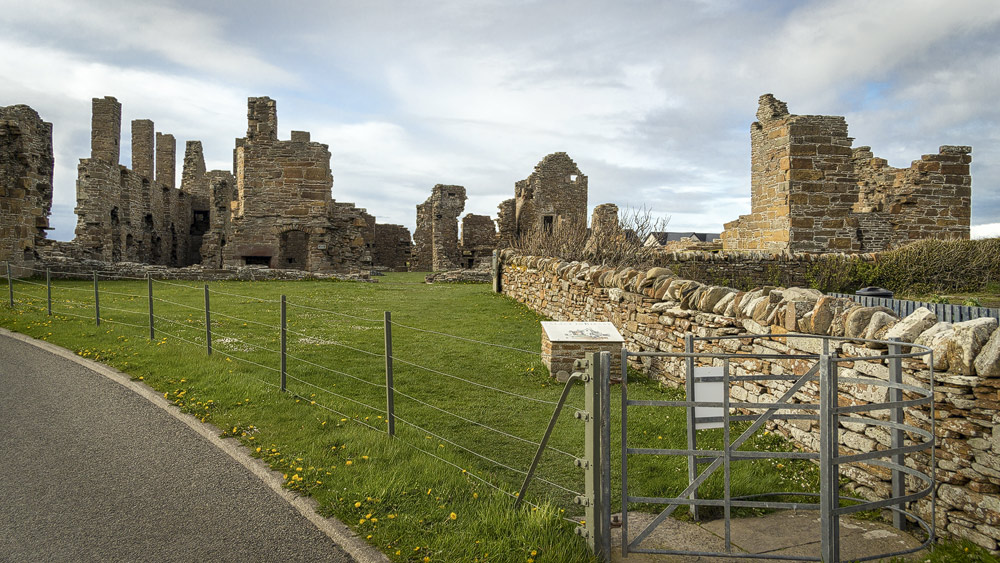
[0,331,364,562]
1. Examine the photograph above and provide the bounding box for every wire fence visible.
[2,262,587,518]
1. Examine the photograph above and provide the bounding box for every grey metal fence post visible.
[280,295,287,392]
[5,261,12,308]
[889,337,905,530]
[684,333,699,520]
[581,353,599,554]
[93,272,100,326]
[577,352,610,561]
[820,351,840,563]
[147,274,154,340]
[46,268,52,316]
[204,284,212,355]
[598,351,612,563]
[384,311,395,436]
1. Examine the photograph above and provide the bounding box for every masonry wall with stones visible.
[722,95,971,253]
[460,213,497,269]
[497,152,588,239]
[72,97,191,266]
[372,223,413,271]
[218,98,372,273]
[413,184,467,271]
[499,250,1000,552]
[0,105,53,268]
[1,97,406,275]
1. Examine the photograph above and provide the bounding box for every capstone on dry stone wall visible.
[499,250,1000,552]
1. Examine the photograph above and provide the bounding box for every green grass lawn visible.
[1,272,823,562]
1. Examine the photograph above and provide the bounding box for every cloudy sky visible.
[2,0,999,241]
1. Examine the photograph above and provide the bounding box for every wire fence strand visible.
[286,374,384,414]
[285,301,382,324]
[284,352,385,389]
[391,321,540,355]
[393,356,561,406]
[393,388,579,460]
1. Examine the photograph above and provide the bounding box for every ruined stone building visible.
[0,105,53,268]
[411,185,501,271]
[413,185,468,271]
[1,96,412,274]
[721,94,972,253]
[497,152,588,243]
[214,97,378,272]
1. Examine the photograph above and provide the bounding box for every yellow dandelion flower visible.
[355,501,361,508]
[449,512,457,520]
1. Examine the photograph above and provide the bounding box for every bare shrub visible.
[507,206,670,269]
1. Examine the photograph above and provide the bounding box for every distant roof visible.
[645,232,721,245]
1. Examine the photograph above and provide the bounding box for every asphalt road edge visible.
[0,327,390,563]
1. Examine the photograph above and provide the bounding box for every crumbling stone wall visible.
[0,105,53,268]
[722,95,972,253]
[372,223,412,271]
[223,98,372,273]
[71,97,191,266]
[853,145,972,248]
[413,184,467,271]
[500,251,1000,552]
[497,152,588,239]
[459,213,496,269]
[6,96,395,274]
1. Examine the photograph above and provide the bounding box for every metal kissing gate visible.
[564,334,936,563]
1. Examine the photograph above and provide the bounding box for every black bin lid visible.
[855,286,894,298]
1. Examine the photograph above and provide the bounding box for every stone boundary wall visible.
[498,251,1000,551]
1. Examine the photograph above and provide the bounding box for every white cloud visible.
[972,223,1000,239]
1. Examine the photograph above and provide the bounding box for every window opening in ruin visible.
[543,215,554,234]
[244,256,271,266]
[110,207,122,262]
[448,192,455,197]
[23,248,34,262]
[569,174,577,182]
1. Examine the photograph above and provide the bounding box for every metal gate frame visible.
[618,333,937,562]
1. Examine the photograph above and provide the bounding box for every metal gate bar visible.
[618,334,936,563]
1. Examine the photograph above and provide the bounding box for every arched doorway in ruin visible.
[278,230,308,270]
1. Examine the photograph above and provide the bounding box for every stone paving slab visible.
[612,510,928,562]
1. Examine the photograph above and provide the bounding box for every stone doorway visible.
[279,230,309,270]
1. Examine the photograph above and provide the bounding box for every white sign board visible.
[693,366,725,430]
[541,321,624,343]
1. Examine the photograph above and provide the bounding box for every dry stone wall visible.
[722,95,971,253]
[0,105,53,268]
[499,250,1000,552]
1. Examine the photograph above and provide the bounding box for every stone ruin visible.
[722,94,972,253]
[0,105,53,269]
[412,151,594,272]
[497,152,588,243]
[0,97,413,274]
[412,185,499,271]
